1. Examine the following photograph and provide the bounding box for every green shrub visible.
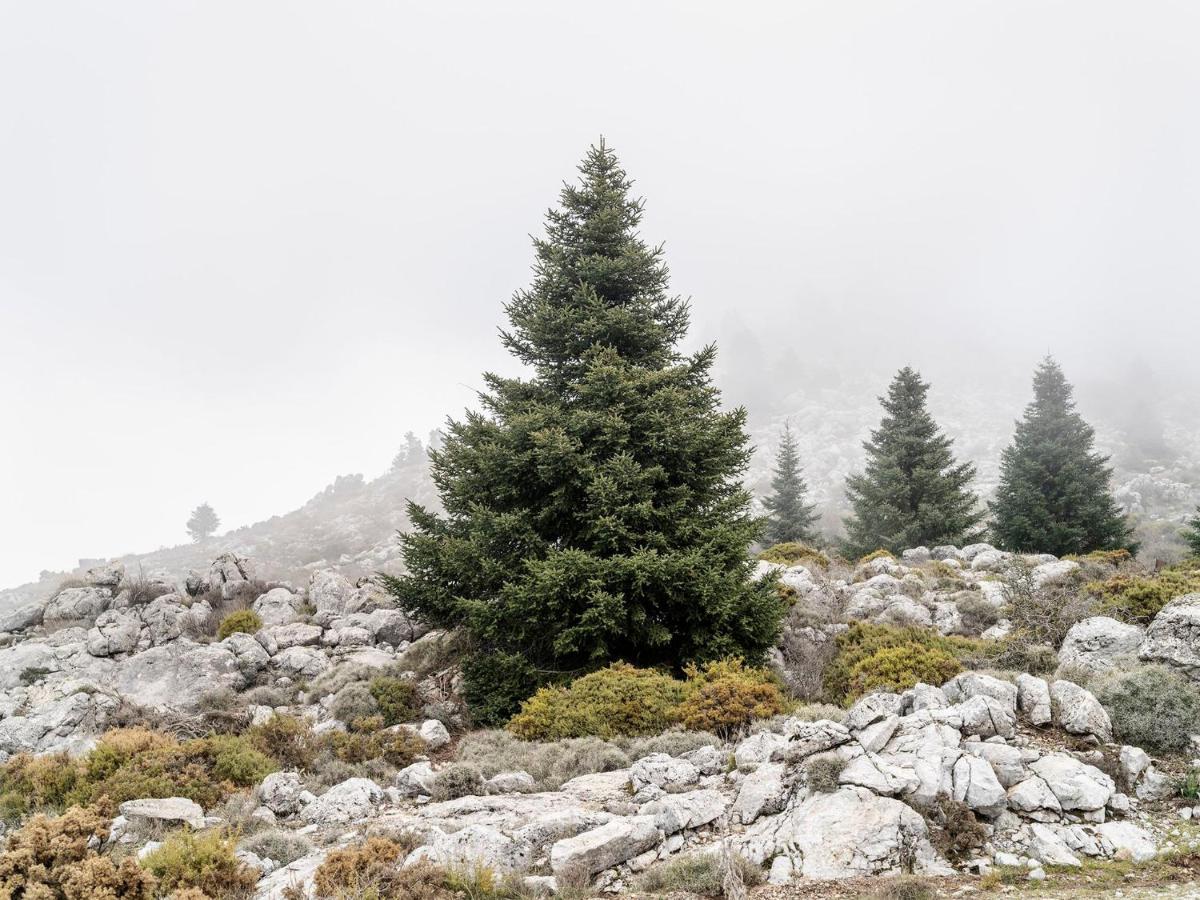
[217,609,262,640]
[758,542,831,568]
[955,594,999,634]
[802,753,845,792]
[19,666,52,686]
[824,623,977,704]
[0,726,280,822]
[1095,665,1200,754]
[141,829,258,898]
[369,676,420,726]
[871,875,938,900]
[429,763,484,802]
[507,663,686,741]
[858,549,895,565]
[452,730,630,791]
[1087,564,1200,624]
[240,829,314,865]
[676,658,786,738]
[636,851,763,897]
[249,715,322,771]
[847,644,962,700]
[329,683,380,725]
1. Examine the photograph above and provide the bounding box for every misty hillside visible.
[5,379,1196,621]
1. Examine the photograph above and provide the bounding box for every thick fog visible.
[3,1,1199,588]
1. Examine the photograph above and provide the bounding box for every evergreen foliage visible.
[185,502,220,542]
[762,422,818,544]
[841,368,983,556]
[382,142,783,724]
[1184,508,1200,557]
[990,358,1135,556]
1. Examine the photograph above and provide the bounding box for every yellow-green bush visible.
[508,663,686,741]
[1086,563,1200,624]
[217,609,262,640]
[0,726,279,822]
[824,623,978,704]
[0,805,156,900]
[846,644,962,700]
[369,676,421,726]
[858,549,895,565]
[758,542,831,568]
[141,829,258,898]
[676,658,786,738]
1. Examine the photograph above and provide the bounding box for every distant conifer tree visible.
[763,422,818,544]
[382,141,783,724]
[1184,508,1200,557]
[990,358,1135,556]
[186,502,220,542]
[391,431,425,469]
[842,367,984,556]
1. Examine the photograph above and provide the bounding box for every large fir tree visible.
[990,358,1135,556]
[763,422,818,544]
[842,368,984,556]
[382,142,783,724]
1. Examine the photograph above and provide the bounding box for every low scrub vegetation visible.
[1086,563,1200,624]
[217,608,262,640]
[1095,665,1200,754]
[0,727,276,822]
[636,850,763,897]
[823,623,979,704]
[507,658,785,741]
[758,542,831,568]
[0,805,155,899]
[452,728,719,792]
[141,828,259,898]
[1000,563,1095,647]
[310,836,451,900]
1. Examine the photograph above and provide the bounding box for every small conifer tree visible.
[990,357,1135,556]
[842,368,983,556]
[186,503,220,542]
[763,422,818,544]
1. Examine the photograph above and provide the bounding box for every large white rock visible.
[252,588,303,627]
[733,732,788,769]
[1095,820,1157,862]
[110,640,247,712]
[1140,593,1200,675]
[1059,617,1145,676]
[119,797,206,830]
[301,777,383,825]
[641,789,726,834]
[955,695,1016,739]
[1049,680,1113,742]
[732,763,788,824]
[309,570,354,617]
[629,753,700,795]
[44,586,111,626]
[1016,674,1052,726]
[951,753,1007,816]
[86,608,146,657]
[942,672,1018,714]
[1024,754,1114,813]
[1032,560,1080,588]
[260,772,306,816]
[549,816,661,878]
[740,787,947,878]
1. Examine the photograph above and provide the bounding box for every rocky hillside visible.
[3,542,1200,897]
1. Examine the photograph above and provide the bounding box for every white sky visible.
[3,1,1199,587]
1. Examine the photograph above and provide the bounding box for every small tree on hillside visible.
[990,357,1135,556]
[391,431,425,470]
[186,503,220,542]
[1181,508,1200,557]
[842,367,984,557]
[381,141,783,724]
[763,422,818,544]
